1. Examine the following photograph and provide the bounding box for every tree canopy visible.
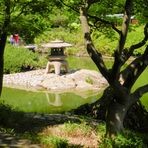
[0,0,60,94]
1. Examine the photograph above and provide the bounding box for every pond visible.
[1,88,101,113]
[1,56,148,113]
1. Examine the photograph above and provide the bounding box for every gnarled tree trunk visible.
[79,0,148,136]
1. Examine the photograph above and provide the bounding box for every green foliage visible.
[40,135,68,148]
[133,0,148,22]
[10,14,50,44]
[35,21,145,57]
[35,27,82,44]
[4,44,40,73]
[97,124,148,148]
[99,130,147,148]
[126,25,146,56]
[92,25,146,56]
[88,0,125,16]
[35,27,84,55]
[113,134,143,148]
[49,9,69,28]
[0,0,58,43]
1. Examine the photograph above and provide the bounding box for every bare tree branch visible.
[132,84,148,102]
[111,0,133,82]
[80,6,110,82]
[122,45,148,89]
[87,14,121,35]
[126,23,148,59]
[116,23,148,69]
[59,0,79,13]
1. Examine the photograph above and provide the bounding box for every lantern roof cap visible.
[42,40,72,48]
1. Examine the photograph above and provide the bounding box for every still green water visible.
[1,57,148,113]
[1,88,100,113]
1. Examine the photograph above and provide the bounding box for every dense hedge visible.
[4,44,46,74]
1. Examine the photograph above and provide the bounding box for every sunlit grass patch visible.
[40,135,68,148]
[40,122,99,147]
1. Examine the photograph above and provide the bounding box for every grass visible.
[28,120,148,148]
[39,121,99,147]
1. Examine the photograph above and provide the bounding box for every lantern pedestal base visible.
[45,60,68,75]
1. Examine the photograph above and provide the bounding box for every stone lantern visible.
[42,40,72,75]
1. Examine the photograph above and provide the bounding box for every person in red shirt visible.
[13,34,19,45]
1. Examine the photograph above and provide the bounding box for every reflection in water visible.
[1,87,101,113]
[45,93,62,106]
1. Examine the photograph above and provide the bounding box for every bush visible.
[99,131,147,148]
[4,44,40,73]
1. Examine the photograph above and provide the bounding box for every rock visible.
[40,76,76,90]
[3,69,107,91]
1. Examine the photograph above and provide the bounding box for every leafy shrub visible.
[4,44,40,73]
[99,131,146,148]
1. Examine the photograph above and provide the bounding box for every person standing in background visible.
[9,35,14,45]
[13,34,19,46]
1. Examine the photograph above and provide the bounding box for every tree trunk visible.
[77,0,148,137]
[106,99,129,136]
[0,1,10,96]
[73,86,148,134]
[0,33,7,96]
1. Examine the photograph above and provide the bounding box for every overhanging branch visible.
[80,7,110,82]
[59,0,79,13]
[111,0,133,82]
[12,1,33,21]
[87,14,121,35]
[132,84,148,102]
[126,23,148,59]
[122,45,148,89]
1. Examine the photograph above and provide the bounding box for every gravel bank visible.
[3,69,107,91]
